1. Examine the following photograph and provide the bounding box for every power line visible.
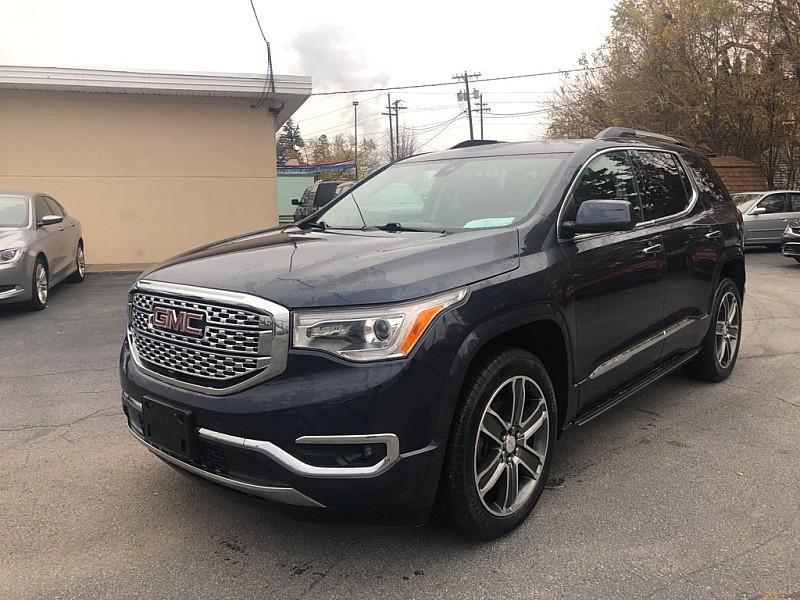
[309,66,606,96]
[248,0,274,109]
[297,93,384,123]
[417,114,466,151]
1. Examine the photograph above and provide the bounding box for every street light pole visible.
[353,101,359,179]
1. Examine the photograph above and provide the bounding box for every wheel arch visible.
[444,303,576,438]
[712,248,745,311]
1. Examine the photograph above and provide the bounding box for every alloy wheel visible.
[77,246,86,278]
[35,263,48,305]
[714,291,739,369]
[474,375,549,517]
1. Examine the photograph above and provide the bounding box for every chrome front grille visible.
[127,281,290,395]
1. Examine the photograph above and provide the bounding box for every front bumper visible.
[119,334,455,514]
[781,232,800,257]
[0,254,32,304]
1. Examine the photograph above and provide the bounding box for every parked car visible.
[0,191,85,310]
[120,128,745,540]
[292,180,353,222]
[732,190,800,248]
[781,221,800,263]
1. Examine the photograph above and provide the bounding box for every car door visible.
[32,196,64,275]
[561,149,667,409]
[631,149,719,359]
[44,196,75,276]
[744,192,788,245]
[786,192,800,225]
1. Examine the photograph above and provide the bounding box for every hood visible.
[0,229,27,250]
[141,227,520,308]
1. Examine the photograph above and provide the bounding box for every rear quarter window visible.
[682,153,732,207]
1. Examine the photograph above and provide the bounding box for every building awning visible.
[0,65,312,126]
[277,160,356,175]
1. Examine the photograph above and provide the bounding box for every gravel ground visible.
[1,250,798,599]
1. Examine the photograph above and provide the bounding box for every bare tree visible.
[547,0,800,187]
[383,126,419,162]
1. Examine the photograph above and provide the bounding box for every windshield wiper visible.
[299,220,328,231]
[376,223,446,233]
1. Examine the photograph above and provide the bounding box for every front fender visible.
[432,298,576,445]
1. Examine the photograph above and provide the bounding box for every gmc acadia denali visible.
[120,128,745,540]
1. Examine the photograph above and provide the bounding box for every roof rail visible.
[595,127,687,147]
[450,139,503,149]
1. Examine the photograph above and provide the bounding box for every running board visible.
[572,349,700,427]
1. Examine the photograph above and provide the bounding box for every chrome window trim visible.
[556,145,700,242]
[127,279,290,396]
[198,428,400,478]
[586,316,706,381]
[128,427,324,507]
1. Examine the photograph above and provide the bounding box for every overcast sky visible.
[0,0,617,152]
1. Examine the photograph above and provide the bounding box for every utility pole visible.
[393,99,406,159]
[352,101,359,179]
[453,70,481,140]
[476,93,490,140]
[383,93,395,161]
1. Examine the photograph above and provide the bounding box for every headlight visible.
[293,287,468,361]
[0,248,22,263]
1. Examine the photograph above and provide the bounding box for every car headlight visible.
[0,248,23,264]
[293,287,468,361]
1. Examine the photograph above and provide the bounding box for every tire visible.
[66,242,86,283]
[26,257,49,311]
[685,277,742,382]
[438,347,557,541]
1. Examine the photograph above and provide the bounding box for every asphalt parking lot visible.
[1,251,798,599]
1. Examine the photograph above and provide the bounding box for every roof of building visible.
[709,155,768,194]
[0,65,312,126]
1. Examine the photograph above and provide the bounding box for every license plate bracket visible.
[141,397,194,459]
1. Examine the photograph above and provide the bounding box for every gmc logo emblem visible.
[150,306,206,337]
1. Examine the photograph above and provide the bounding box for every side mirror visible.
[750,206,766,215]
[291,198,300,206]
[563,199,634,236]
[38,215,64,227]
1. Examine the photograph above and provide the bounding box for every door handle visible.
[58,226,64,231]
[780,218,788,222]
[642,244,663,255]
[705,230,722,239]
[70,222,76,227]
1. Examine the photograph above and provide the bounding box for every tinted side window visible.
[299,186,312,207]
[788,193,800,212]
[571,150,643,223]
[633,151,691,220]
[315,183,340,207]
[757,194,787,214]
[44,197,64,217]
[34,197,51,222]
[682,153,731,207]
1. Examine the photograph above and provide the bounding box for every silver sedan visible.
[0,191,85,310]
[733,190,800,248]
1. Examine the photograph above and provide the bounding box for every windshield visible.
[0,195,29,228]
[732,192,764,212]
[315,154,566,230]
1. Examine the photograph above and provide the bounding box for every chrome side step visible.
[129,427,325,508]
[573,349,700,427]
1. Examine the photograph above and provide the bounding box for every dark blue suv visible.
[120,128,745,540]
